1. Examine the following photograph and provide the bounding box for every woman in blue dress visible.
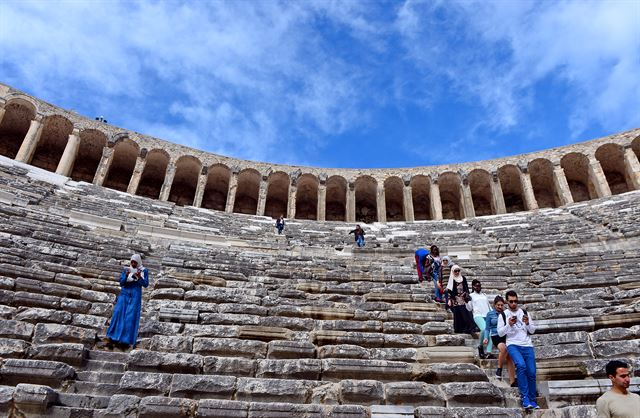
[107,254,149,349]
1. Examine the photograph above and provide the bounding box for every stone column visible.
[287,174,298,219]
[490,171,507,214]
[376,184,386,223]
[459,173,475,218]
[518,164,539,211]
[192,166,209,208]
[159,162,176,201]
[402,175,415,222]
[429,177,443,220]
[15,115,44,163]
[588,157,611,198]
[126,149,148,195]
[552,163,574,206]
[317,174,327,221]
[256,175,269,216]
[55,128,81,176]
[346,181,356,222]
[92,145,114,186]
[225,167,240,213]
[623,145,640,190]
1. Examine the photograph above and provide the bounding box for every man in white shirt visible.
[497,290,538,410]
[596,360,640,418]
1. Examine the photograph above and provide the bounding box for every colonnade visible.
[1,96,639,223]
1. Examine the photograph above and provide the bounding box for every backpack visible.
[500,308,531,335]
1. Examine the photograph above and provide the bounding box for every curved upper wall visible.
[1,82,639,223]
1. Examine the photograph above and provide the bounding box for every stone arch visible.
[468,169,493,216]
[136,149,169,199]
[103,138,139,192]
[595,143,630,195]
[0,98,36,159]
[70,129,108,182]
[410,175,431,220]
[326,175,347,221]
[265,171,290,218]
[498,164,525,213]
[234,168,260,215]
[169,155,201,206]
[201,163,230,211]
[384,176,405,222]
[296,174,318,220]
[355,175,377,223]
[30,115,74,172]
[561,152,595,202]
[528,158,559,208]
[439,172,463,220]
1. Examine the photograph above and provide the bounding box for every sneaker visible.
[522,399,533,410]
[511,379,518,387]
[495,367,503,378]
[530,402,540,410]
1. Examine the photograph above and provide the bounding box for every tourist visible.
[446,265,476,334]
[484,295,516,385]
[439,256,452,307]
[497,290,539,410]
[276,215,285,235]
[106,254,149,350]
[414,248,429,283]
[596,360,640,418]
[426,245,443,302]
[349,224,366,247]
[466,279,492,359]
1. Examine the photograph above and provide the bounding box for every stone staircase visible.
[0,156,638,417]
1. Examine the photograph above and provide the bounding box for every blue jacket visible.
[106,267,149,346]
[484,309,500,340]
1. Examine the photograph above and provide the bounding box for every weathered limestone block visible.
[138,396,197,418]
[0,385,14,412]
[148,335,193,353]
[138,320,184,338]
[440,382,504,407]
[235,377,313,403]
[256,359,322,380]
[317,320,382,333]
[535,317,595,333]
[55,273,92,289]
[0,264,55,281]
[317,344,369,359]
[339,379,384,405]
[259,315,316,331]
[96,394,140,418]
[200,312,261,326]
[0,359,75,386]
[592,339,640,358]
[73,313,108,330]
[13,383,57,414]
[590,326,639,342]
[322,358,412,382]
[370,347,418,362]
[13,291,61,309]
[383,321,423,334]
[219,303,269,316]
[169,374,236,399]
[127,349,203,374]
[384,333,428,348]
[27,343,87,366]
[62,298,92,314]
[267,340,316,359]
[422,322,454,335]
[312,330,384,348]
[326,404,369,418]
[273,305,355,320]
[387,310,446,323]
[32,323,96,347]
[434,335,466,346]
[532,405,597,417]
[159,307,198,324]
[238,325,292,341]
[415,407,523,417]
[0,319,34,340]
[0,304,16,319]
[80,289,115,303]
[183,324,238,338]
[413,363,489,383]
[193,337,267,359]
[155,276,195,291]
[197,399,248,418]
[416,347,475,364]
[384,382,445,406]
[119,371,172,396]
[203,356,257,377]
[0,276,15,290]
[0,289,13,305]
[14,307,72,324]
[535,343,593,361]
[310,382,341,404]
[0,337,29,358]
[151,288,185,300]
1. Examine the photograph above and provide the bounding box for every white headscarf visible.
[446,264,463,292]
[441,256,451,264]
[127,254,144,282]
[130,254,144,269]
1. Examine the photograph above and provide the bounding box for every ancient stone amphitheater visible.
[0,82,638,417]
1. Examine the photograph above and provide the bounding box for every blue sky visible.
[1,0,639,169]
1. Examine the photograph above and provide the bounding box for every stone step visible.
[69,381,121,397]
[76,370,124,384]
[88,349,129,363]
[83,359,126,373]
[56,392,111,409]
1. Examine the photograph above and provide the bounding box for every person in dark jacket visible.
[276,215,285,234]
[445,264,477,334]
[349,225,365,247]
[414,248,429,283]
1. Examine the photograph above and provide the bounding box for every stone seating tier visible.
[0,158,638,417]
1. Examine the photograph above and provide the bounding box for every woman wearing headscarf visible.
[106,254,149,349]
[466,279,493,358]
[439,256,452,308]
[446,265,476,334]
[426,245,443,303]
